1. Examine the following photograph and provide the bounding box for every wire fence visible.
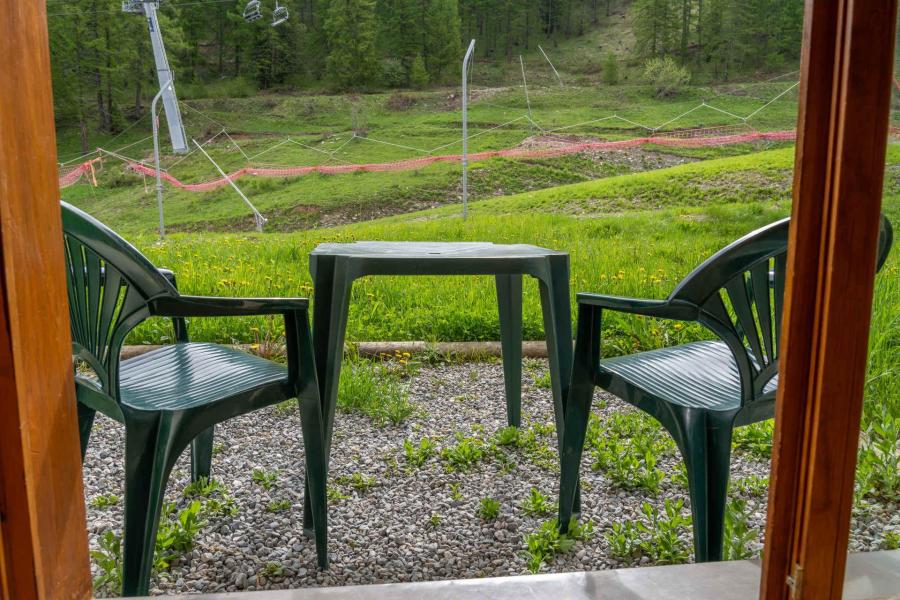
[61,127,797,191]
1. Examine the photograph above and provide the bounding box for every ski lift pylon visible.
[271,0,288,26]
[243,0,262,22]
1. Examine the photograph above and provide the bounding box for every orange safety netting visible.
[59,128,797,192]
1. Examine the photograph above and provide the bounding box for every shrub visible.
[642,56,690,98]
[409,54,429,89]
[380,58,407,88]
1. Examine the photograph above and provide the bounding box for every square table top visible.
[310,241,567,259]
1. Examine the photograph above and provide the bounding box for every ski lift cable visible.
[165,129,227,170]
[179,100,228,129]
[59,110,151,164]
[59,148,101,166]
[220,130,251,160]
[48,0,236,18]
[245,138,294,162]
[285,139,355,165]
[191,138,267,232]
[744,80,800,120]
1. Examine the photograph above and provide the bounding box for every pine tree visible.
[409,54,429,87]
[602,51,618,85]
[424,0,462,82]
[324,0,379,89]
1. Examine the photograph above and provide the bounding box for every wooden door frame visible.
[0,0,93,598]
[761,0,899,598]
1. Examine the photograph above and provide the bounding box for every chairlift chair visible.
[243,0,262,22]
[271,0,289,26]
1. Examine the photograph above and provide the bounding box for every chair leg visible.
[557,304,602,534]
[496,274,523,427]
[298,395,329,569]
[190,426,215,483]
[121,414,177,597]
[679,419,733,562]
[557,369,594,533]
[77,402,96,462]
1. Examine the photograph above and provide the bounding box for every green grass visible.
[61,77,802,234]
[105,143,900,506]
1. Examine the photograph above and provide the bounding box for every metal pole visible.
[143,1,188,153]
[520,55,533,123]
[462,39,475,220]
[152,79,170,239]
[538,45,564,86]
[191,139,267,232]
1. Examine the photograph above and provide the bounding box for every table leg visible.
[303,257,354,533]
[537,255,578,512]
[496,274,523,428]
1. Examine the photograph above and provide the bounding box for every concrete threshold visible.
[121,341,551,361]
[144,551,899,600]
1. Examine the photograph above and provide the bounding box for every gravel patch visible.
[82,360,899,596]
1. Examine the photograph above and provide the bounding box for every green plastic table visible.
[301,241,573,530]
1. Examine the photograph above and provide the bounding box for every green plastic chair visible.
[557,215,893,562]
[62,202,329,596]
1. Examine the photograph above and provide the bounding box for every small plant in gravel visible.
[252,468,279,490]
[155,501,206,570]
[274,399,297,415]
[327,486,350,502]
[91,500,210,594]
[635,499,692,564]
[338,356,415,426]
[494,425,521,446]
[91,530,123,592]
[523,518,594,573]
[267,499,292,513]
[477,497,501,520]
[212,442,226,456]
[731,420,774,459]
[261,561,285,578]
[403,437,436,468]
[449,482,464,502]
[183,476,226,498]
[336,472,377,493]
[428,513,442,528]
[533,371,552,389]
[605,521,641,560]
[589,413,670,495]
[90,494,120,509]
[732,474,769,497]
[521,487,556,517]
[856,417,900,503]
[722,499,759,560]
[441,434,486,472]
[883,530,900,550]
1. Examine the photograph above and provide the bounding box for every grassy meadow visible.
[113,144,900,504]
[60,78,800,234]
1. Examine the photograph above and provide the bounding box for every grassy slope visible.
[62,78,801,234]
[128,146,898,351]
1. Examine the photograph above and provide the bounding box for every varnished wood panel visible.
[761,1,899,599]
[0,0,92,598]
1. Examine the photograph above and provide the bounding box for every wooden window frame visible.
[761,1,899,598]
[0,0,897,599]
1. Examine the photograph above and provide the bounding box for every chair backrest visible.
[61,202,177,399]
[669,215,893,405]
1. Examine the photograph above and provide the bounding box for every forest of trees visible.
[632,0,803,79]
[48,0,805,146]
